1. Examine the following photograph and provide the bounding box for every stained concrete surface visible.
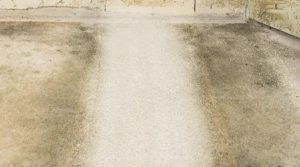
[178,23,300,167]
[0,20,299,167]
[0,22,101,166]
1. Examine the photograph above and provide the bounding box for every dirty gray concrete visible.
[178,23,300,167]
[0,22,102,166]
[0,20,299,167]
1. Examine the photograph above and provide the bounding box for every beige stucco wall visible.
[196,0,246,16]
[105,0,194,15]
[0,0,106,9]
[249,0,300,38]
[108,0,247,16]
[0,0,247,17]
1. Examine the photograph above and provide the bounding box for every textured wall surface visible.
[111,0,247,16]
[120,0,174,6]
[0,0,105,9]
[0,0,247,16]
[196,0,247,15]
[250,0,300,38]
[105,0,194,15]
[0,0,187,9]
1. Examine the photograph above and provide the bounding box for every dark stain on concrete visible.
[0,22,46,38]
[0,22,101,166]
[178,23,300,167]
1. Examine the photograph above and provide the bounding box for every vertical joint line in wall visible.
[104,0,107,12]
[245,0,251,20]
[194,0,197,13]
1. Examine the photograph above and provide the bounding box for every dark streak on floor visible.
[0,22,101,166]
[178,23,300,167]
[0,21,299,167]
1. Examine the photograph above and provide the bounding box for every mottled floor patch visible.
[178,23,300,167]
[0,20,299,167]
[0,22,101,167]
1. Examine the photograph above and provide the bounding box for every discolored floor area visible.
[0,22,102,166]
[0,21,299,167]
[178,23,300,167]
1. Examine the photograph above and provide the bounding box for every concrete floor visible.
[0,21,299,167]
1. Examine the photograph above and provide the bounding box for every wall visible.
[0,0,247,17]
[0,0,105,9]
[105,0,195,15]
[249,0,300,38]
[196,0,246,16]
[108,0,247,16]
[1,1,299,37]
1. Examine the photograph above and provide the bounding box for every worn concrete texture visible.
[0,20,299,167]
[0,22,102,166]
[249,0,300,38]
[178,22,300,167]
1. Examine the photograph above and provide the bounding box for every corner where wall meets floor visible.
[0,1,299,38]
[249,0,300,38]
[0,0,247,17]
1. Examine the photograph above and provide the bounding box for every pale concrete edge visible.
[0,7,246,23]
